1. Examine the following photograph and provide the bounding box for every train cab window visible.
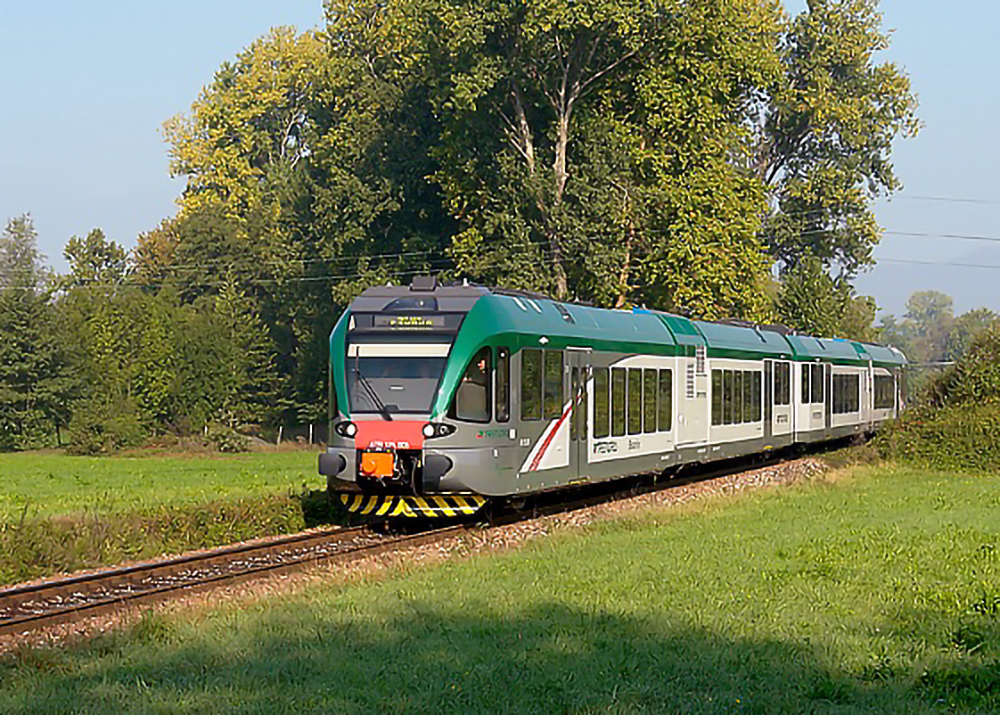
[658,369,673,431]
[521,349,542,420]
[496,347,510,423]
[811,364,824,403]
[543,351,564,419]
[611,368,626,436]
[627,369,642,435]
[643,369,657,434]
[594,368,610,438]
[711,370,722,426]
[451,347,492,423]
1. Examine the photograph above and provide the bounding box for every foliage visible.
[205,423,251,453]
[878,325,1000,472]
[761,0,920,276]
[0,216,71,450]
[777,255,876,340]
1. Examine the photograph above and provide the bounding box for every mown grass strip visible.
[0,451,323,522]
[2,465,998,713]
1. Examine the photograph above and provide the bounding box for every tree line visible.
[1,0,920,452]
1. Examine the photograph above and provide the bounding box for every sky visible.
[2,1,998,318]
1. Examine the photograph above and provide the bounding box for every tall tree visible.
[760,0,919,275]
[0,216,69,449]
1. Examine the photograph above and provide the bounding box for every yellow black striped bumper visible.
[339,494,488,518]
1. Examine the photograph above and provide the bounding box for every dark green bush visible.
[206,423,251,453]
[67,397,147,455]
[879,328,1000,473]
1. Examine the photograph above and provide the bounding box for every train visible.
[319,276,906,518]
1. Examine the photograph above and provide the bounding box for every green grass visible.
[3,464,1000,714]
[0,451,324,521]
[0,451,335,586]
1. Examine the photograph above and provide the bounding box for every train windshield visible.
[346,343,449,415]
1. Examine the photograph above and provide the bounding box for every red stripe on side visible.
[528,401,575,472]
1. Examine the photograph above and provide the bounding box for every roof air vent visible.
[410,275,437,292]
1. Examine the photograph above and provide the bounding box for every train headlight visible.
[334,421,358,438]
[422,423,456,439]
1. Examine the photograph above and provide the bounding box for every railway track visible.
[0,444,841,641]
[0,524,467,639]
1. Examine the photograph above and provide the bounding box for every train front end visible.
[319,277,493,518]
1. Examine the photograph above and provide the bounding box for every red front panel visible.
[354,420,425,450]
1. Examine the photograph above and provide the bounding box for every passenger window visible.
[543,351,564,419]
[496,347,510,423]
[611,368,626,436]
[711,369,722,426]
[743,371,753,424]
[734,371,744,424]
[658,369,672,431]
[775,363,790,406]
[627,368,642,435]
[812,364,824,403]
[753,372,762,421]
[452,347,491,423]
[521,349,542,421]
[578,368,588,441]
[724,370,734,425]
[643,369,657,434]
[594,368,610,438]
[801,364,810,404]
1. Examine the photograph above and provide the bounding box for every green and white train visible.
[319,277,905,518]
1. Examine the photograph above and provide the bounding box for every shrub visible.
[206,423,251,453]
[67,397,147,455]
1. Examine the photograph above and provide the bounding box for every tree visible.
[760,0,919,276]
[945,308,999,362]
[0,216,70,449]
[777,256,876,340]
[426,0,784,316]
[62,229,129,288]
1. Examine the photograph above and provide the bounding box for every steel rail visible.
[0,525,467,638]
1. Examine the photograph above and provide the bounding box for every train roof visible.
[345,279,907,366]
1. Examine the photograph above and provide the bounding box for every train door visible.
[568,349,592,481]
[771,360,793,439]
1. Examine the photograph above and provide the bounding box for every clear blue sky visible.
[2,1,997,317]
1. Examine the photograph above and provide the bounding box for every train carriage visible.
[319,277,906,518]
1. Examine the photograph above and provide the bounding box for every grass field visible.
[2,464,999,714]
[0,451,324,521]
[0,451,333,585]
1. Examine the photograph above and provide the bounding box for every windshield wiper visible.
[354,359,394,421]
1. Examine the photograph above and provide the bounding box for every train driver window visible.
[452,347,492,422]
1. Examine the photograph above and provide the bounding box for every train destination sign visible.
[374,315,445,329]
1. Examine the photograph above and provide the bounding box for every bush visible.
[206,424,251,453]
[67,397,147,455]
[879,328,1000,472]
[877,400,1000,474]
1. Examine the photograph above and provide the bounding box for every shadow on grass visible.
[296,488,353,528]
[4,602,990,714]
